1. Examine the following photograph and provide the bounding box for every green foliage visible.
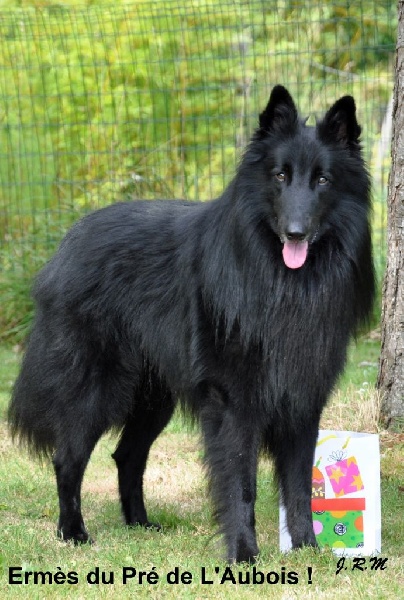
[0,0,396,339]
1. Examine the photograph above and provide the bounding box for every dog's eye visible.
[318,176,328,185]
[275,172,286,182]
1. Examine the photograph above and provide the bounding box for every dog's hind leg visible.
[112,385,175,529]
[52,367,127,544]
[53,427,104,544]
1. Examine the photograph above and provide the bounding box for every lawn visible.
[0,336,403,599]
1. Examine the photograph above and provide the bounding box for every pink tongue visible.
[282,240,308,269]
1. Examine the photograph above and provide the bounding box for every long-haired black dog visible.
[9,86,374,562]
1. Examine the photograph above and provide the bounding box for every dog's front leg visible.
[200,393,261,563]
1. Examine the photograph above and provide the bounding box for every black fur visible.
[8,86,374,562]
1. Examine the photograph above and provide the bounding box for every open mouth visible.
[282,239,309,269]
[280,229,319,269]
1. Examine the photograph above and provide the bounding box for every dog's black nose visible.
[285,229,306,242]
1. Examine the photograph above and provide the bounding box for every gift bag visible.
[279,430,381,555]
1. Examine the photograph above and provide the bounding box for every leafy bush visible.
[0,0,396,340]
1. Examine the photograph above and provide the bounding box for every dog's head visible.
[240,86,368,269]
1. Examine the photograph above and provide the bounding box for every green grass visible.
[0,337,403,598]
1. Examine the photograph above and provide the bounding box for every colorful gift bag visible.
[325,455,364,497]
[279,430,381,555]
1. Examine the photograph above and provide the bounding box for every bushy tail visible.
[8,358,56,459]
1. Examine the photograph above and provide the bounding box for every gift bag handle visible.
[316,434,351,449]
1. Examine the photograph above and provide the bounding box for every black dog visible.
[9,86,374,562]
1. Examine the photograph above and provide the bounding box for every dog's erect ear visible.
[318,96,361,145]
[258,85,298,135]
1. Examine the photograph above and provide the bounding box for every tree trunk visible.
[377,1,404,430]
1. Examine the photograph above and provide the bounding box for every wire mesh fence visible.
[0,0,396,338]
